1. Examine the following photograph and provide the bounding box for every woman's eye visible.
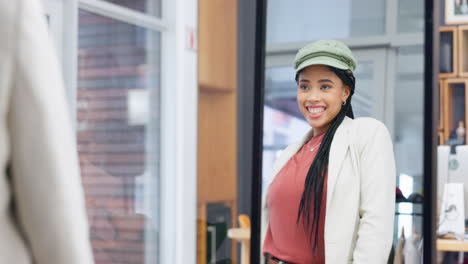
[299,85,309,90]
[321,85,331,90]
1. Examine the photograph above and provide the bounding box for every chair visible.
[227,214,251,264]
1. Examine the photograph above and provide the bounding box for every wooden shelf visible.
[439,79,446,145]
[441,79,468,144]
[440,27,458,78]
[459,26,468,77]
[437,239,468,252]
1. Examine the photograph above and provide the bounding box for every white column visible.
[161,0,198,263]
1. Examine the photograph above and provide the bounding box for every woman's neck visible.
[313,126,330,137]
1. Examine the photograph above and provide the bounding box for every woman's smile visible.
[306,105,327,118]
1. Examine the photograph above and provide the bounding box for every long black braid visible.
[295,66,356,250]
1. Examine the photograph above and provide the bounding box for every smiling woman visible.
[261,40,396,264]
[296,65,351,136]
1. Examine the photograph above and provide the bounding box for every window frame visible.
[44,0,198,263]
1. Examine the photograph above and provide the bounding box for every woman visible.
[261,40,396,264]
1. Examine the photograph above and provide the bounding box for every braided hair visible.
[295,66,356,250]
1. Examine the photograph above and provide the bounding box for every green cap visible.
[293,39,357,73]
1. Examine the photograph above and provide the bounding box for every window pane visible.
[101,0,161,18]
[266,0,386,44]
[394,45,424,241]
[398,0,424,33]
[78,10,161,264]
[352,60,375,118]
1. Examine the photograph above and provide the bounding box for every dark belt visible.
[264,253,292,264]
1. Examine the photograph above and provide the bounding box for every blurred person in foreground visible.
[0,0,93,263]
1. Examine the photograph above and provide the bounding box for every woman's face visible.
[296,65,351,135]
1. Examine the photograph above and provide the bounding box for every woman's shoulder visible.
[348,117,392,150]
[349,117,389,135]
[350,117,386,128]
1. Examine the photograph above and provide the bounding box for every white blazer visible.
[0,0,93,263]
[261,116,396,264]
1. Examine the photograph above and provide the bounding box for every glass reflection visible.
[78,10,161,264]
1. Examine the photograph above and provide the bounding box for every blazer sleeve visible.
[6,0,94,263]
[352,121,396,263]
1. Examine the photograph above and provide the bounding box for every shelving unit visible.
[435,14,468,259]
[439,26,468,145]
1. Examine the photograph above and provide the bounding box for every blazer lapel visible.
[326,116,351,209]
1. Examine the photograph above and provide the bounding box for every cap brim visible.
[296,56,350,73]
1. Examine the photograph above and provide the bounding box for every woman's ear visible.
[342,85,351,101]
